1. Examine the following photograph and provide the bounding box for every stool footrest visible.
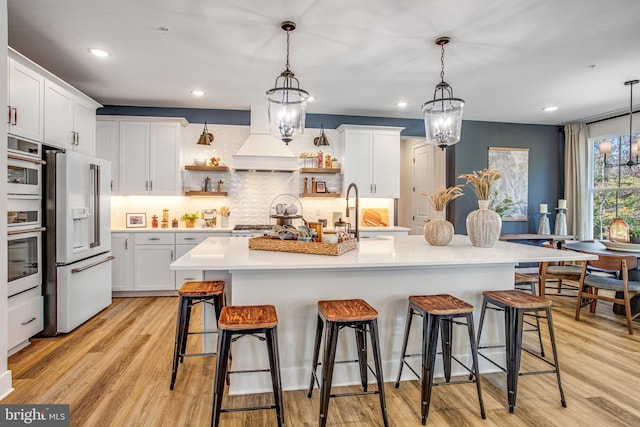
[330,390,380,399]
[181,352,217,358]
[220,404,277,414]
[228,368,271,375]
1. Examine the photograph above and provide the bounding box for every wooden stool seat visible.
[178,280,225,297]
[218,305,278,330]
[409,294,473,315]
[318,299,377,321]
[483,289,552,309]
[397,294,485,424]
[170,281,225,391]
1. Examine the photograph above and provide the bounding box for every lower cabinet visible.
[111,231,229,293]
[8,286,43,354]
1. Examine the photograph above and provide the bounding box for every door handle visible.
[184,237,196,241]
[90,164,101,248]
[71,255,115,273]
[125,238,128,250]
[7,105,11,124]
[148,237,160,241]
[12,107,18,125]
[21,317,37,326]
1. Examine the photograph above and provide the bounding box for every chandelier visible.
[265,21,310,145]
[422,36,465,150]
[599,80,639,167]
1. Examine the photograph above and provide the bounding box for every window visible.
[591,133,640,240]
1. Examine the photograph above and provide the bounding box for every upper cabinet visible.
[44,80,99,155]
[8,48,101,152]
[7,57,45,142]
[100,117,186,196]
[339,125,403,198]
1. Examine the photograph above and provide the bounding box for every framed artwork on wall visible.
[126,213,147,228]
[488,147,529,221]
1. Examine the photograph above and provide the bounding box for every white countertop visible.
[111,227,234,233]
[170,234,596,271]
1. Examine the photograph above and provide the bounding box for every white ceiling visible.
[8,0,640,125]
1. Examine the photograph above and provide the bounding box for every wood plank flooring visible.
[4,291,640,426]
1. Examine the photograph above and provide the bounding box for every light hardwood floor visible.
[4,292,640,426]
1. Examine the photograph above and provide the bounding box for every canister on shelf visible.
[172,218,179,228]
[217,180,224,192]
[325,153,332,168]
[304,177,309,194]
[204,176,212,192]
[162,208,169,223]
[311,177,316,193]
[151,215,159,228]
[317,150,323,168]
[331,158,338,169]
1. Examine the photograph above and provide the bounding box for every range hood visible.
[232,106,298,172]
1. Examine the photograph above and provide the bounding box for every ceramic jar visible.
[423,210,454,246]
[466,200,501,247]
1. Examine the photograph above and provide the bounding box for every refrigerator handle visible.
[90,164,101,248]
[71,255,115,274]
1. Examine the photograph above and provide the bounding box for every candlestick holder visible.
[554,208,567,235]
[538,213,550,235]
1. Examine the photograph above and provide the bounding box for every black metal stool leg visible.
[211,330,231,427]
[421,313,439,425]
[546,307,567,408]
[355,322,368,391]
[440,318,453,383]
[319,321,339,427]
[369,318,389,427]
[395,305,414,388]
[170,295,188,390]
[465,313,486,419]
[180,298,194,362]
[266,326,285,427]
[506,307,525,413]
[308,315,324,398]
[476,297,489,348]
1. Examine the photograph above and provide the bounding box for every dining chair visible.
[575,253,640,334]
[538,242,584,298]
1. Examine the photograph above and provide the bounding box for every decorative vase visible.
[185,219,195,228]
[423,210,454,246]
[466,200,501,248]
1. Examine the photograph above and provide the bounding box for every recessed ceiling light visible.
[191,90,205,97]
[89,48,109,57]
[542,105,558,112]
[308,96,315,102]
[395,101,408,108]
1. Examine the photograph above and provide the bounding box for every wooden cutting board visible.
[360,208,389,227]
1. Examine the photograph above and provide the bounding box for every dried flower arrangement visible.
[423,185,464,211]
[458,168,502,201]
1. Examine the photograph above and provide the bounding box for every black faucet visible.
[345,183,359,241]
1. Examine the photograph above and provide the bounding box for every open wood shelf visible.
[184,191,228,197]
[300,193,341,198]
[184,165,229,172]
[300,168,341,174]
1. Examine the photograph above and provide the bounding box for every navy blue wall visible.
[98,106,564,233]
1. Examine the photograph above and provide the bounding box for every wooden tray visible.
[248,237,357,256]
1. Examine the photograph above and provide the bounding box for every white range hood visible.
[232,106,298,172]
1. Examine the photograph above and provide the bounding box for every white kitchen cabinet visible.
[119,120,183,195]
[111,233,134,291]
[96,120,120,193]
[7,57,45,142]
[7,286,43,354]
[133,233,176,291]
[44,80,98,155]
[339,125,403,198]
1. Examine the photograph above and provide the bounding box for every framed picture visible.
[126,213,147,228]
[488,147,529,221]
[315,181,326,193]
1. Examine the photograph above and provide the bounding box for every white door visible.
[73,98,97,155]
[111,234,133,291]
[119,121,150,195]
[96,120,120,193]
[8,58,45,142]
[134,244,175,290]
[149,123,180,195]
[343,129,373,196]
[412,143,436,234]
[372,130,400,198]
[44,80,75,150]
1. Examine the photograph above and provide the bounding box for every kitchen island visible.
[170,235,595,394]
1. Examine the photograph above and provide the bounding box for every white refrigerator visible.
[43,149,113,335]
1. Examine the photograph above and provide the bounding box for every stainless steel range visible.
[231,225,274,238]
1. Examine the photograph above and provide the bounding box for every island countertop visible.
[170,234,596,271]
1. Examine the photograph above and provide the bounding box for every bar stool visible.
[477,290,566,413]
[514,272,545,356]
[307,299,388,427]
[170,280,225,390]
[212,305,284,427]
[395,294,486,425]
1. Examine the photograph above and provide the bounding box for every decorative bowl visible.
[193,159,207,166]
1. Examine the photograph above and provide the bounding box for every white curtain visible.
[564,123,590,239]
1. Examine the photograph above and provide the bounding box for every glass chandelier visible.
[265,21,309,145]
[422,36,465,150]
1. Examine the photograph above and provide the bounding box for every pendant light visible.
[265,21,310,145]
[623,79,639,166]
[422,36,465,150]
[313,125,330,147]
[197,122,214,145]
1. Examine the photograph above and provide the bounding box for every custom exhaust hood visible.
[232,106,298,172]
